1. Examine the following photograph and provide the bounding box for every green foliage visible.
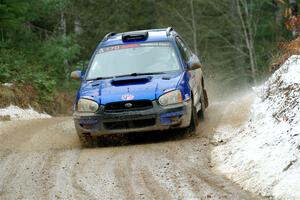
[41,35,80,80]
[32,72,56,102]
[0,0,81,105]
[0,0,29,31]
[0,0,291,108]
[73,0,157,57]
[0,43,26,82]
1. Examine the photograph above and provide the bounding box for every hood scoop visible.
[111,76,151,86]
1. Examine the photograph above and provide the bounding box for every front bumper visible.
[73,100,191,136]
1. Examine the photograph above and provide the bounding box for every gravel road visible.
[0,92,263,200]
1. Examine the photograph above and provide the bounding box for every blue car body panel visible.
[78,72,188,105]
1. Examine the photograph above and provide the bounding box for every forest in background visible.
[0,0,296,113]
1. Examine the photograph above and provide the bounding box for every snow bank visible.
[0,105,51,121]
[212,55,300,199]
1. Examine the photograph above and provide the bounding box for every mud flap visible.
[204,89,209,108]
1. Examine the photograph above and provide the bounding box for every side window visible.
[181,38,193,59]
[175,37,192,66]
[175,37,188,65]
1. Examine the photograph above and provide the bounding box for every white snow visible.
[2,83,13,88]
[0,105,51,121]
[212,55,300,200]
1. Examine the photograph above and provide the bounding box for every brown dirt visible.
[0,84,74,115]
[0,91,265,200]
[0,115,10,121]
[0,84,41,110]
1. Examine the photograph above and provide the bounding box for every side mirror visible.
[188,60,201,71]
[70,70,82,80]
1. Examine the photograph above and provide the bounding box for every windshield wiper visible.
[87,76,113,81]
[114,72,166,78]
[88,72,167,80]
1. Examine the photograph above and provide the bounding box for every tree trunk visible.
[289,0,298,16]
[190,0,198,55]
[236,0,257,85]
[74,17,82,34]
[60,11,67,37]
[273,0,283,25]
[1,28,4,42]
[60,10,71,99]
[272,0,284,41]
[289,0,299,37]
[230,0,247,86]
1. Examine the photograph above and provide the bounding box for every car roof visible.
[99,28,176,47]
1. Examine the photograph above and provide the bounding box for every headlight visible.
[77,99,99,112]
[158,90,183,106]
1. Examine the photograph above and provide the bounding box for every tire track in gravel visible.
[0,151,58,200]
[0,152,24,198]
[164,143,241,199]
[71,148,122,199]
[71,168,97,200]
[0,119,55,150]
[122,146,173,200]
[139,167,172,200]
[0,91,265,200]
[51,150,96,200]
[36,151,58,199]
[113,154,137,199]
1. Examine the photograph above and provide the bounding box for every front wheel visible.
[78,134,94,148]
[186,101,198,134]
[198,88,208,121]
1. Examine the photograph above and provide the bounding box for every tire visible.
[186,100,198,134]
[198,88,208,121]
[78,134,94,148]
[204,89,209,108]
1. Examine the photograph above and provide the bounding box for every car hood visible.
[80,73,182,105]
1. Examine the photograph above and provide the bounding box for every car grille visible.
[104,100,153,112]
[104,118,156,130]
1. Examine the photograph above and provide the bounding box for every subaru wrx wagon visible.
[71,27,208,146]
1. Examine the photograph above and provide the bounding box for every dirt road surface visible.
[0,91,262,200]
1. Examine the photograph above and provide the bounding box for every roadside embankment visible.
[0,83,73,118]
[212,55,300,199]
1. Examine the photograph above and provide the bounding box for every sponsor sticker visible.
[121,94,134,101]
[97,42,170,54]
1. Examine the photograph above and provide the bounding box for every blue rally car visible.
[71,27,208,146]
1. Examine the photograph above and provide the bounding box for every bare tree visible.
[190,0,198,55]
[289,0,298,16]
[204,0,258,85]
[273,0,283,25]
[236,0,258,85]
[289,0,299,37]
[230,0,247,84]
[60,5,71,99]
[157,1,199,55]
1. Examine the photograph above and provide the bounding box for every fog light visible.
[79,119,99,130]
[160,111,184,125]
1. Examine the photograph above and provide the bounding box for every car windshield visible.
[86,42,180,80]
